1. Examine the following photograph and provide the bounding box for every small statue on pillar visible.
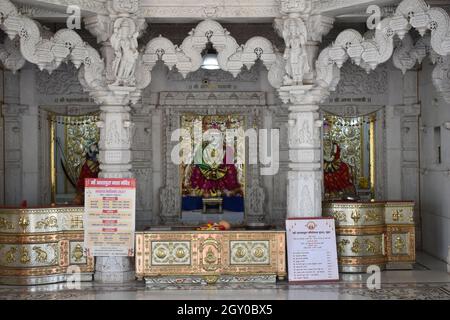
[110,17,139,86]
[276,17,311,85]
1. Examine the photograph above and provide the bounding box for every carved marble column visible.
[275,1,333,218]
[92,89,136,283]
[279,86,327,218]
[83,0,147,283]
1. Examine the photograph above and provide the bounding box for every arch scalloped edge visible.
[0,0,106,93]
[140,20,284,89]
[316,0,450,92]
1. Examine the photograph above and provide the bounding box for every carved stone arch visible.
[143,35,180,71]
[427,8,450,56]
[392,33,450,103]
[226,36,284,89]
[0,0,106,94]
[316,0,450,100]
[180,19,239,72]
[138,19,284,90]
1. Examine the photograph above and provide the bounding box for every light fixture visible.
[201,32,220,70]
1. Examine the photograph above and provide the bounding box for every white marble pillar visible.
[93,89,136,283]
[279,86,327,218]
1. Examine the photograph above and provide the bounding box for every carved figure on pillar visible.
[110,18,139,86]
[282,18,310,85]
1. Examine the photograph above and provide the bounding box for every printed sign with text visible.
[84,178,136,257]
[286,218,339,283]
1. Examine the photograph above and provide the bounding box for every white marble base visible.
[94,257,135,283]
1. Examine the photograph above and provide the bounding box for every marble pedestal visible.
[94,257,135,283]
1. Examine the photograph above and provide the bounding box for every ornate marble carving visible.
[432,55,450,103]
[0,0,107,95]
[333,62,388,96]
[109,0,139,14]
[246,168,266,223]
[392,34,450,103]
[320,105,384,118]
[0,36,25,73]
[393,34,427,74]
[274,16,310,85]
[316,0,450,98]
[30,0,108,15]
[36,63,84,96]
[139,2,280,20]
[167,66,259,82]
[110,17,140,86]
[139,20,282,89]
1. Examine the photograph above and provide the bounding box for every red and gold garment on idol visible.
[324,143,355,197]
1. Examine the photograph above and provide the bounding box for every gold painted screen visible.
[180,114,245,197]
[323,113,376,200]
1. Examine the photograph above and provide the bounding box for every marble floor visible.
[1,252,449,300]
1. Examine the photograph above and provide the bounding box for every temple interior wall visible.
[2,49,443,257]
[419,59,450,262]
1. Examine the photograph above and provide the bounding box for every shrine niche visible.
[180,114,245,217]
[323,112,376,201]
[48,113,100,204]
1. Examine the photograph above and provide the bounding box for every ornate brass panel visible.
[0,207,94,285]
[136,230,286,284]
[324,201,415,273]
[384,202,415,224]
[151,241,191,265]
[385,225,415,263]
[323,202,385,227]
[230,240,270,265]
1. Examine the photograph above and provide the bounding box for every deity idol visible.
[323,142,356,198]
[73,141,100,205]
[110,17,139,86]
[187,132,242,198]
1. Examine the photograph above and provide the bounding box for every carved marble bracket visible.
[137,20,284,90]
[0,36,26,73]
[392,34,434,74]
[316,0,450,98]
[0,0,107,94]
[432,55,450,103]
[392,34,450,103]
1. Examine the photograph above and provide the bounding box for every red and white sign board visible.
[84,178,136,257]
[286,218,339,283]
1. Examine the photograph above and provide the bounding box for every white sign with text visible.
[286,218,339,282]
[84,178,136,257]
